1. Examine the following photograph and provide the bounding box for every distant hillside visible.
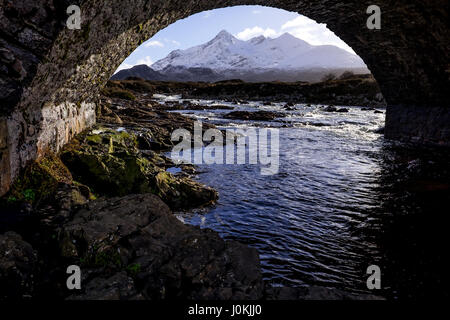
[111,64,166,81]
[105,74,386,108]
[112,64,370,83]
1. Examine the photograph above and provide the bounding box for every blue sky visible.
[115,5,356,72]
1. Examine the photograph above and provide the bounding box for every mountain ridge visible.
[151,30,366,71]
[112,30,369,82]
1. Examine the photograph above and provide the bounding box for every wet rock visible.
[324,106,338,112]
[374,127,385,134]
[154,172,218,210]
[98,94,217,150]
[36,183,91,228]
[0,232,38,299]
[61,194,263,300]
[284,102,295,108]
[224,111,282,121]
[67,272,144,300]
[284,102,296,110]
[136,133,153,150]
[324,106,349,113]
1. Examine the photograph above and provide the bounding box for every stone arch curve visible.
[0,0,449,195]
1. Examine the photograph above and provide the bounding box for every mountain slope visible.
[111,64,166,81]
[151,30,366,71]
[112,30,369,82]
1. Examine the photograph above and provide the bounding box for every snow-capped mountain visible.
[112,30,369,82]
[151,30,366,71]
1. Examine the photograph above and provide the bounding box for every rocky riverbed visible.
[0,83,383,300]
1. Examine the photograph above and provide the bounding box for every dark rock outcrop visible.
[0,232,38,299]
[60,193,263,300]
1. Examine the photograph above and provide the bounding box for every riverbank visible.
[107,74,386,108]
[0,83,384,300]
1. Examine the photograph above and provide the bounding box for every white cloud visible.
[281,16,355,53]
[252,10,262,14]
[235,26,279,41]
[163,38,181,46]
[234,17,357,53]
[137,56,153,66]
[144,40,164,48]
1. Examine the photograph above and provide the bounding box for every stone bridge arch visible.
[0,0,449,195]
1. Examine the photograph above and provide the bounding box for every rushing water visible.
[156,95,449,300]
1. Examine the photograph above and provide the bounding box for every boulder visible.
[0,232,38,299]
[324,106,338,112]
[60,128,217,210]
[61,194,263,300]
[67,272,144,300]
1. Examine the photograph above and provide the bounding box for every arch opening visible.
[86,6,444,298]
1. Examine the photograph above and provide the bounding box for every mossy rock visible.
[60,127,217,210]
[5,153,73,206]
[61,150,154,197]
[154,172,218,210]
[61,129,158,197]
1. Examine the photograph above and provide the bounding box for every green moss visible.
[7,153,73,205]
[154,171,176,197]
[94,250,122,268]
[61,129,156,197]
[110,130,137,148]
[86,134,103,144]
[126,263,141,277]
[108,137,114,154]
[6,196,17,204]
[23,189,35,202]
[58,127,216,210]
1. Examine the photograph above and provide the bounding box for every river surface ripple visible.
[155,94,449,299]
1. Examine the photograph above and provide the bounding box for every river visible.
[155,94,449,299]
